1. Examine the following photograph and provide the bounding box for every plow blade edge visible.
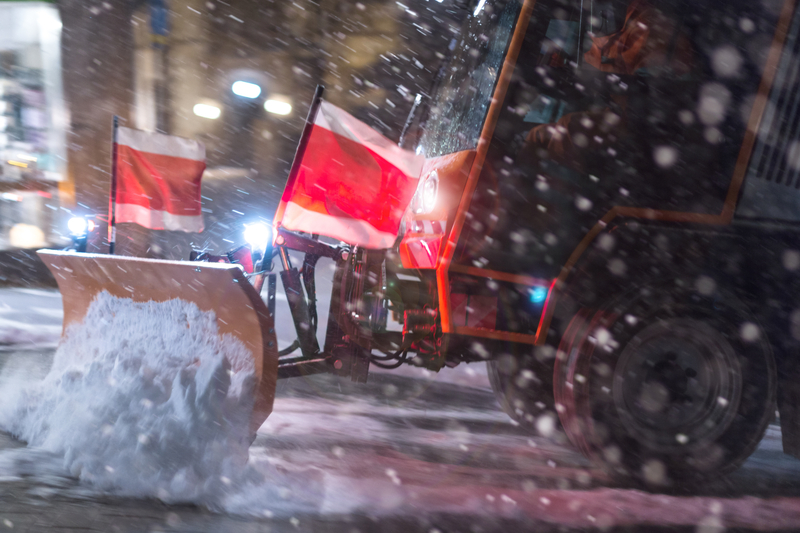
[37,249,279,435]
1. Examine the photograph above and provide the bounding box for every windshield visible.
[416,0,521,157]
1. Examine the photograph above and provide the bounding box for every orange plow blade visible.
[37,250,279,435]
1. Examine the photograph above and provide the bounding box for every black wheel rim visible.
[611,318,743,454]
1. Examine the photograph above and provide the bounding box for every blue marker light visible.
[530,286,548,304]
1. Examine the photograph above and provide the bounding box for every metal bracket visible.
[266,273,276,317]
[276,228,342,260]
[278,247,320,359]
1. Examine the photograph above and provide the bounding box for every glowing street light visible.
[232,81,262,99]
[264,99,292,116]
[193,103,221,119]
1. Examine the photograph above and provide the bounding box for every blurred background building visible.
[0,0,468,258]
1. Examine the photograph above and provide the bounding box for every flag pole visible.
[108,115,119,255]
[272,85,324,241]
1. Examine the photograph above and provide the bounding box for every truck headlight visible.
[414,170,439,214]
[244,222,270,250]
[68,216,87,236]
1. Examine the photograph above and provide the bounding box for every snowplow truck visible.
[39,0,800,484]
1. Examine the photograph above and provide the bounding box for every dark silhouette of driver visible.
[522,0,693,166]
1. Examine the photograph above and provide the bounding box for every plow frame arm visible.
[270,229,361,379]
[270,229,416,381]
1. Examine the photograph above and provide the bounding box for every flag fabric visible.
[275,101,425,249]
[114,127,206,232]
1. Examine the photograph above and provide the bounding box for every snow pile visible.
[0,291,259,504]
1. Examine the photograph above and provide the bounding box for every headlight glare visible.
[244,222,270,250]
[68,217,88,236]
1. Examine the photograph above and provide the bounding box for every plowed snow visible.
[0,292,260,504]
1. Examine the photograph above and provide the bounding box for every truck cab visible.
[391,0,799,483]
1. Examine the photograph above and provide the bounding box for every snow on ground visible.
[0,317,61,346]
[3,337,800,529]
[0,288,62,347]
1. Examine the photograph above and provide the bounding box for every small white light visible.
[1,192,22,202]
[9,224,45,249]
[264,99,292,115]
[421,171,439,213]
[232,81,262,99]
[193,103,221,119]
[68,217,88,235]
[244,222,271,250]
[473,0,486,16]
[40,11,63,32]
[411,171,439,214]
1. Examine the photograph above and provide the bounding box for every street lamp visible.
[264,99,292,116]
[193,103,221,119]
[232,81,262,99]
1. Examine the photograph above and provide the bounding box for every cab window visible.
[417,0,521,158]
[456,0,775,275]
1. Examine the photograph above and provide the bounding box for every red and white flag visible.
[114,127,206,232]
[275,101,425,249]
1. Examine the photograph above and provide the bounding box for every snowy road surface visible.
[0,288,62,347]
[3,266,800,531]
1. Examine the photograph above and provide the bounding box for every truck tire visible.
[487,359,529,426]
[554,284,776,485]
[487,346,558,432]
